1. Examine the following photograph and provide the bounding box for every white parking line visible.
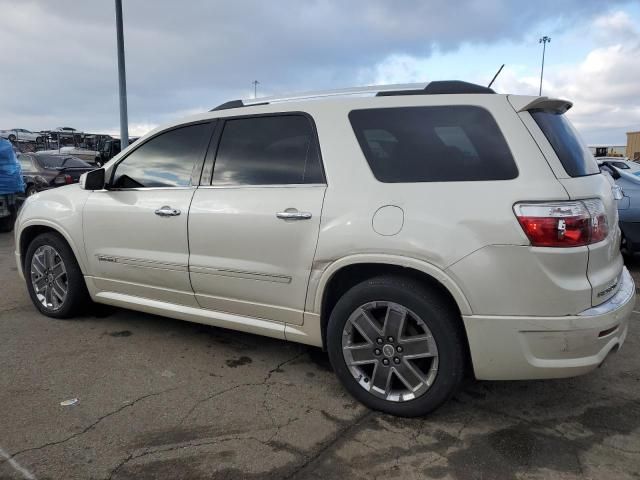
[633,310,640,314]
[0,447,36,480]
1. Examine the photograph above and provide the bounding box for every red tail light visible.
[53,174,73,185]
[514,200,609,247]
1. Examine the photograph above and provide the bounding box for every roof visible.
[211,80,495,112]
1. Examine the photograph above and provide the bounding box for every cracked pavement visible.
[1,232,639,480]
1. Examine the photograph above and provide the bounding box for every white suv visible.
[14,81,634,417]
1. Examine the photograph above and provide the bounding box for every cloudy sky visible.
[1,0,639,144]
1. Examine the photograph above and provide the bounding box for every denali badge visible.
[597,280,619,297]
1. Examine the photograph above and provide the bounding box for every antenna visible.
[488,64,505,89]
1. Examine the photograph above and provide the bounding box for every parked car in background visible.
[0,128,44,143]
[38,146,100,165]
[95,137,139,166]
[54,127,78,136]
[14,81,634,417]
[18,152,95,196]
[600,160,640,254]
[597,157,640,173]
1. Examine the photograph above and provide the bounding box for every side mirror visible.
[80,168,105,190]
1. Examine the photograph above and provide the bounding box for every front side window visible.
[111,123,211,188]
[349,106,518,183]
[211,115,324,186]
[530,110,599,177]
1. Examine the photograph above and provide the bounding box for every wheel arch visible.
[312,254,472,350]
[18,221,87,275]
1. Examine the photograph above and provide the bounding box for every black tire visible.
[327,275,466,417]
[24,232,89,318]
[8,134,16,142]
[36,136,43,143]
[25,185,38,197]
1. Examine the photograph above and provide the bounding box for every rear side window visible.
[212,115,324,186]
[18,155,33,170]
[349,106,517,183]
[38,156,90,168]
[530,110,599,177]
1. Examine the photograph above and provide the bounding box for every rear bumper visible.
[464,267,635,380]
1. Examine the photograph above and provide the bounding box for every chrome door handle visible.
[155,206,181,217]
[276,210,312,220]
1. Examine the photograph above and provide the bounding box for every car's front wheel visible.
[24,232,88,318]
[327,275,466,417]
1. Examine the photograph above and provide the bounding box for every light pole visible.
[538,36,551,96]
[115,0,129,148]
[252,80,260,99]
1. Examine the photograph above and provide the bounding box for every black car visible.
[18,153,95,196]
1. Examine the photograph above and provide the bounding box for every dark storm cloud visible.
[0,0,627,132]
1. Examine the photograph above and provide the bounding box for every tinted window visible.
[212,115,324,185]
[349,106,517,182]
[112,123,211,188]
[531,110,599,177]
[611,161,630,169]
[37,155,91,168]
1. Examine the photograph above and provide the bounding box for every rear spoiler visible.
[508,95,573,114]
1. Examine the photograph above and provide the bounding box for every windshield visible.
[37,155,91,169]
[531,110,599,177]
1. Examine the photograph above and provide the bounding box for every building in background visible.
[588,144,627,157]
[627,131,640,161]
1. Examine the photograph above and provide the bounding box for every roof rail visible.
[209,80,494,111]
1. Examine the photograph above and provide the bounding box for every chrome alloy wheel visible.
[30,245,68,311]
[341,301,439,402]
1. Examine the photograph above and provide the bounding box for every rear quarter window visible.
[348,106,518,183]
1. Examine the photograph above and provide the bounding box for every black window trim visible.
[200,111,327,187]
[348,104,519,183]
[107,119,217,190]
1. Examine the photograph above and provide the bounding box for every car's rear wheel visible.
[8,134,16,142]
[327,275,466,417]
[25,232,88,318]
[25,185,38,197]
[36,136,43,143]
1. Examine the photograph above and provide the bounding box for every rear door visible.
[516,100,623,306]
[188,114,326,325]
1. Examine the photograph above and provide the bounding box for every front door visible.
[188,114,326,325]
[83,122,214,306]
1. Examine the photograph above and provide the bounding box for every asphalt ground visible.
[0,231,639,480]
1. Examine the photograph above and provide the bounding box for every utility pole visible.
[115,0,129,148]
[252,80,260,99]
[538,36,551,96]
